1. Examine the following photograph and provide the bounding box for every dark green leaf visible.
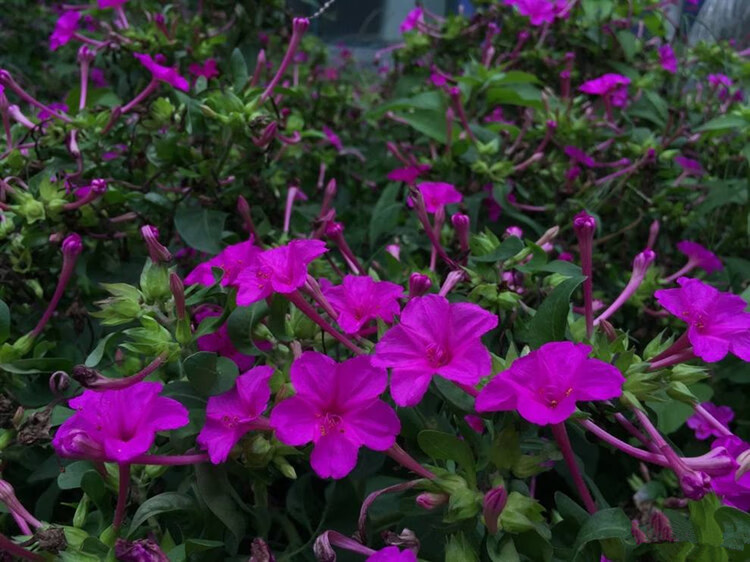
[418,429,476,487]
[183,352,238,397]
[715,506,750,553]
[369,183,402,248]
[174,207,228,255]
[226,301,269,354]
[0,299,9,344]
[195,464,246,541]
[470,236,524,263]
[229,48,248,91]
[572,508,633,561]
[390,109,448,143]
[128,492,197,536]
[519,276,585,348]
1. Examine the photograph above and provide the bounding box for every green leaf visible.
[417,429,476,487]
[174,207,228,255]
[486,84,543,109]
[433,376,474,412]
[689,494,724,546]
[58,461,96,490]
[84,333,117,368]
[519,275,585,348]
[128,492,197,536]
[226,301,269,354]
[366,91,445,119]
[229,48,248,91]
[369,183,402,247]
[183,352,238,397]
[715,506,750,554]
[195,464,246,541]
[0,299,9,344]
[389,109,448,143]
[470,236,524,263]
[572,508,633,561]
[695,115,748,133]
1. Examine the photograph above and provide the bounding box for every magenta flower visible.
[710,436,750,510]
[579,73,631,107]
[654,277,750,362]
[674,156,705,177]
[367,547,418,562]
[373,295,498,407]
[322,126,343,152]
[50,11,80,51]
[188,59,219,80]
[662,241,724,284]
[235,239,328,306]
[99,0,128,6]
[483,184,502,222]
[38,102,69,122]
[414,182,462,213]
[476,342,625,425]
[687,402,734,440]
[564,146,597,168]
[504,0,568,26]
[52,382,188,462]
[133,53,189,92]
[270,353,400,479]
[387,164,431,184]
[399,8,423,33]
[197,366,272,464]
[184,240,262,287]
[708,73,733,88]
[659,45,678,74]
[194,305,257,371]
[430,72,447,87]
[320,275,404,334]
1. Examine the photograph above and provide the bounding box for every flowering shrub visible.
[1,0,750,560]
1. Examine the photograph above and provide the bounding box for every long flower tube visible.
[410,190,457,269]
[386,444,436,480]
[578,419,733,475]
[113,463,130,530]
[594,249,655,325]
[77,46,96,111]
[551,423,598,513]
[71,354,167,390]
[259,18,309,104]
[0,534,42,561]
[0,70,72,123]
[573,211,596,338]
[29,234,83,339]
[357,480,421,542]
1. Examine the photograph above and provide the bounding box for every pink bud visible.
[451,213,470,253]
[408,273,432,298]
[483,486,508,535]
[325,221,344,238]
[169,273,185,319]
[573,210,596,235]
[62,233,83,257]
[416,492,448,511]
[505,226,523,238]
[140,225,172,264]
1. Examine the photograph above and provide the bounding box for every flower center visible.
[255,267,271,288]
[538,385,573,409]
[221,415,241,429]
[425,343,451,367]
[318,413,344,437]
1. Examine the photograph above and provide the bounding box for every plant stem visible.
[551,422,597,514]
[113,463,131,531]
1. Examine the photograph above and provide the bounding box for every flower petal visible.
[310,433,359,479]
[270,397,318,446]
[345,400,400,451]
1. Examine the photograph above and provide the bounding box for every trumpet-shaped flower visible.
[399,8,423,33]
[654,277,750,362]
[676,241,723,274]
[198,366,272,464]
[188,59,219,80]
[674,156,705,177]
[710,436,750,510]
[270,353,400,479]
[50,11,80,51]
[373,295,498,407]
[99,0,128,6]
[659,45,678,74]
[194,305,257,371]
[414,182,463,213]
[505,0,568,26]
[184,240,261,287]
[368,547,418,562]
[52,382,188,462]
[387,164,431,184]
[133,53,189,92]
[235,239,328,305]
[687,402,734,440]
[320,275,404,334]
[579,73,631,107]
[476,342,625,425]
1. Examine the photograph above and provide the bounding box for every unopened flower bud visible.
[409,273,432,299]
[679,470,711,501]
[385,243,401,261]
[141,225,172,264]
[169,273,185,320]
[114,538,169,562]
[77,45,95,64]
[49,371,70,395]
[62,233,83,257]
[483,486,508,534]
[416,492,448,511]
[633,249,656,276]
[505,226,523,239]
[249,537,276,562]
[573,211,596,237]
[325,221,344,239]
[451,213,470,253]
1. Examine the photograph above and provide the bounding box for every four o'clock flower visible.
[658,44,678,74]
[710,436,750,510]
[579,73,631,108]
[387,164,431,185]
[121,53,189,114]
[663,241,722,283]
[654,277,750,362]
[504,0,569,26]
[52,381,189,462]
[235,239,327,305]
[368,546,418,562]
[687,402,734,440]
[198,366,272,464]
[475,342,625,425]
[270,353,400,479]
[399,8,424,33]
[320,275,404,334]
[412,182,462,213]
[194,305,258,371]
[322,125,343,152]
[184,239,262,287]
[49,11,81,51]
[373,294,498,406]
[188,59,219,81]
